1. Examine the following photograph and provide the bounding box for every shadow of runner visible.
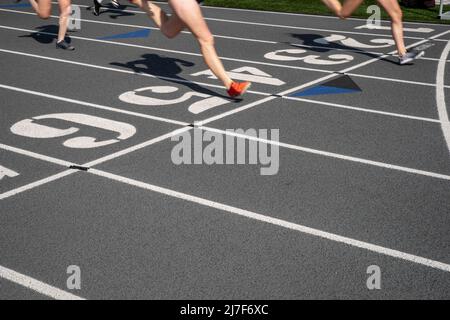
[288,33,398,64]
[110,53,235,100]
[85,4,136,19]
[18,25,73,45]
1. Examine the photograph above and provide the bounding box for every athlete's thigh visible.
[38,0,53,16]
[376,0,402,15]
[58,0,71,11]
[341,0,365,16]
[168,0,211,39]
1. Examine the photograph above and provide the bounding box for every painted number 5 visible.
[119,86,229,115]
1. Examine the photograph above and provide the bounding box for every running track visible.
[0,0,450,299]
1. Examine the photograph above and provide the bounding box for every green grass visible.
[204,0,450,24]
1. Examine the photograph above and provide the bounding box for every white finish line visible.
[0,265,85,300]
[88,168,450,274]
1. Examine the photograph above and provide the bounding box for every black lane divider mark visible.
[69,165,90,172]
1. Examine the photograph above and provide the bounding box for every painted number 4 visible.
[0,165,19,180]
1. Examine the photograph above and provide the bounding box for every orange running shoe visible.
[227,81,251,98]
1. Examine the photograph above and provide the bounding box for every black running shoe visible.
[93,0,101,16]
[56,40,75,51]
[111,0,120,8]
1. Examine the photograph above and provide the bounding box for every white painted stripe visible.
[200,126,450,181]
[0,83,190,127]
[0,127,192,200]
[0,24,334,75]
[1,48,444,125]
[197,32,444,126]
[284,96,442,123]
[150,0,446,26]
[1,25,446,90]
[9,5,443,61]
[85,0,444,27]
[0,265,85,300]
[199,126,450,181]
[0,143,74,167]
[0,48,269,97]
[47,2,427,41]
[0,7,279,45]
[88,168,450,273]
[347,72,450,89]
[355,24,434,34]
[436,40,450,154]
[83,127,192,167]
[0,169,76,201]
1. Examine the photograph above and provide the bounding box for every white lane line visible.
[0,128,192,200]
[200,126,450,181]
[355,24,434,34]
[150,0,446,26]
[0,169,76,201]
[2,45,447,97]
[0,7,278,45]
[0,265,85,300]
[6,6,444,62]
[83,127,192,167]
[88,168,450,273]
[284,96,443,123]
[0,24,334,75]
[198,31,450,126]
[1,25,447,89]
[0,48,270,97]
[0,83,191,127]
[436,40,450,154]
[51,2,427,41]
[347,72,450,89]
[1,49,445,124]
[0,143,75,167]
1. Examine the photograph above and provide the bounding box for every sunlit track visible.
[1,1,450,300]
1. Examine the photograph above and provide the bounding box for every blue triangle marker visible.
[290,85,361,97]
[0,3,32,8]
[98,29,151,40]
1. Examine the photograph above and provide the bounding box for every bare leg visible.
[130,0,185,38]
[131,0,233,89]
[57,0,72,42]
[168,0,233,88]
[340,0,365,18]
[321,0,343,16]
[377,0,406,56]
[29,0,52,19]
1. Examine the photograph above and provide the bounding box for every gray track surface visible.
[0,0,449,299]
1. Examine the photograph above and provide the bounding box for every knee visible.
[338,11,351,19]
[38,12,51,19]
[162,29,179,39]
[390,9,403,23]
[198,34,215,47]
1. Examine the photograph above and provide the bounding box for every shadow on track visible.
[18,25,74,44]
[288,33,399,65]
[85,4,136,19]
[110,53,236,100]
